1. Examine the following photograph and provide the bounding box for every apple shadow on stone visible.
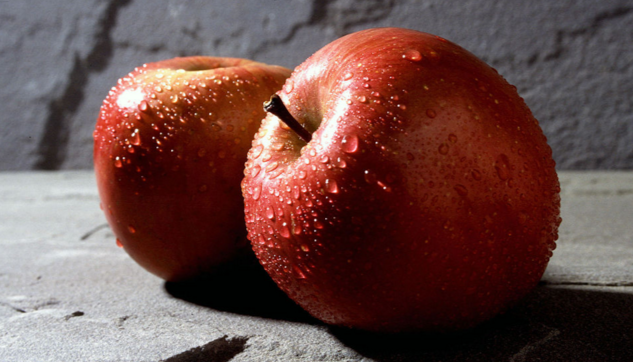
[164,254,633,361]
[163,252,320,325]
[167,265,633,361]
[329,284,633,362]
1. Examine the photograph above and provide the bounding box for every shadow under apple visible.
[329,285,633,362]
[163,252,318,324]
[165,261,633,361]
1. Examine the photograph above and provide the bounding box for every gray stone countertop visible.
[1,171,632,362]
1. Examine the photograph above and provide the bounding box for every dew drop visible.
[116,238,123,248]
[297,170,307,180]
[265,207,275,220]
[284,79,294,93]
[472,169,482,180]
[251,165,261,178]
[454,184,468,197]
[265,161,279,172]
[280,223,291,238]
[438,143,449,155]
[495,154,511,181]
[343,72,354,80]
[406,152,415,161]
[359,95,368,103]
[114,157,123,168]
[293,223,302,235]
[131,129,141,146]
[252,186,261,200]
[325,179,339,194]
[128,225,136,234]
[403,49,422,61]
[300,244,310,252]
[342,134,359,153]
[448,134,458,143]
[138,100,149,112]
[377,180,392,192]
[293,265,306,279]
[426,109,437,118]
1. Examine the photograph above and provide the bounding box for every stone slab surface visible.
[0,171,632,361]
[2,1,633,170]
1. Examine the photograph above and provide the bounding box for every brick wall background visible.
[2,0,632,170]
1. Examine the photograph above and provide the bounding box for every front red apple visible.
[94,56,290,281]
[242,28,561,332]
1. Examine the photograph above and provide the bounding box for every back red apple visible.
[94,56,290,281]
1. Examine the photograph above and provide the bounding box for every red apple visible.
[94,56,290,281]
[241,28,561,332]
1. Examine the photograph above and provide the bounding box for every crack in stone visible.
[80,223,110,241]
[509,326,561,362]
[161,335,249,362]
[64,310,85,321]
[34,0,133,170]
[532,5,633,65]
[248,0,395,61]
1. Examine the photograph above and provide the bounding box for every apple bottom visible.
[248,189,552,332]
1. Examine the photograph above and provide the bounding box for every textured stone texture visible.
[1,171,632,361]
[1,0,632,170]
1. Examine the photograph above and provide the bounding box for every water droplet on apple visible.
[454,184,468,197]
[406,152,415,161]
[128,225,136,234]
[359,95,368,103]
[472,169,482,180]
[265,207,275,220]
[280,223,291,238]
[252,186,261,200]
[495,154,511,180]
[265,161,279,172]
[284,79,294,93]
[403,49,422,61]
[377,180,392,192]
[116,238,123,248]
[138,100,149,112]
[314,220,324,229]
[300,244,310,252]
[438,143,449,155]
[342,135,359,153]
[343,72,354,80]
[293,265,307,279]
[293,223,302,235]
[130,129,141,146]
[448,133,458,143]
[298,170,307,180]
[114,157,123,168]
[325,179,339,194]
[251,165,261,178]
[426,109,437,118]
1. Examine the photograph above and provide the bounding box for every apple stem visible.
[264,94,312,143]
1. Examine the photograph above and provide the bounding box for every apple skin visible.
[241,28,561,332]
[94,56,291,282]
